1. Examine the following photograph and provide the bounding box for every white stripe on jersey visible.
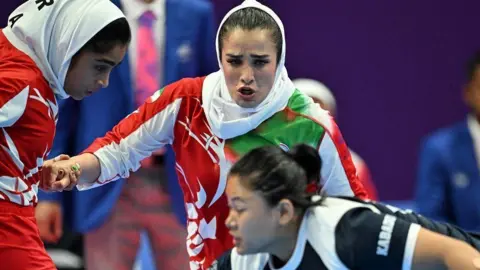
[0,86,44,205]
[2,128,24,170]
[0,176,29,204]
[0,86,29,127]
[402,224,421,270]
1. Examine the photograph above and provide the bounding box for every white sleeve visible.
[311,106,367,198]
[318,132,355,196]
[77,87,182,190]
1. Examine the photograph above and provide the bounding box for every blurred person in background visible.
[416,51,480,232]
[293,78,379,200]
[36,0,217,269]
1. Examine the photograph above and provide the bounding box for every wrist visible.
[72,153,101,186]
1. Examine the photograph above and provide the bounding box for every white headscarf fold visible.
[202,0,295,139]
[2,0,125,99]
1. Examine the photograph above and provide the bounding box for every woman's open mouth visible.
[237,86,256,100]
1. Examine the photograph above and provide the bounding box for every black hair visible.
[466,50,480,82]
[228,144,324,212]
[218,7,282,64]
[78,17,131,54]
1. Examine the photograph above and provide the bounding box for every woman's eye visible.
[227,59,241,66]
[95,65,108,72]
[254,60,268,67]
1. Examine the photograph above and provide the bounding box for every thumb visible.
[54,154,70,161]
[52,176,70,191]
[48,168,65,191]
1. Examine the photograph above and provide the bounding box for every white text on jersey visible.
[376,214,396,256]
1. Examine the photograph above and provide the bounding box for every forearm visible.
[413,231,480,270]
[441,240,480,270]
[71,153,101,187]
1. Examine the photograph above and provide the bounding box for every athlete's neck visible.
[268,219,301,265]
[475,113,480,125]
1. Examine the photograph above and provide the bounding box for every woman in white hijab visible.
[43,1,368,269]
[0,0,130,268]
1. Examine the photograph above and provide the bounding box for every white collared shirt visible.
[467,114,480,168]
[120,0,165,86]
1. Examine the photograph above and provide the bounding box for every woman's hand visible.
[41,155,81,191]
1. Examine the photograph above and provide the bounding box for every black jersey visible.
[212,196,480,270]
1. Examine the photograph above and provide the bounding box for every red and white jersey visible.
[83,77,367,269]
[0,31,58,206]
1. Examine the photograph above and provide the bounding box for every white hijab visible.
[202,0,295,139]
[2,0,125,99]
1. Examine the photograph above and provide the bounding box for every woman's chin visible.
[233,96,262,108]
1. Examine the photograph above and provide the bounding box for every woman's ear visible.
[276,199,296,226]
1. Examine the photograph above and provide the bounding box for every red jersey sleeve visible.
[78,78,202,190]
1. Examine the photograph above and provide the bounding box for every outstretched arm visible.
[335,208,480,270]
[42,81,187,191]
[412,228,480,270]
